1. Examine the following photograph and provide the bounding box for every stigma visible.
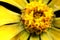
[21,1,54,35]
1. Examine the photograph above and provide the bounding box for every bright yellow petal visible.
[49,27,60,40]
[0,0,28,9]
[11,34,20,40]
[41,32,53,40]
[18,30,30,40]
[29,0,49,4]
[48,0,60,11]
[30,35,39,40]
[29,0,39,2]
[53,18,60,28]
[0,24,22,40]
[10,22,24,40]
[29,0,42,2]
[0,6,20,26]
[12,0,28,8]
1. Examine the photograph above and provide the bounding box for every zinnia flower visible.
[0,0,60,40]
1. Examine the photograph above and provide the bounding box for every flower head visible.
[0,0,60,40]
[21,1,54,35]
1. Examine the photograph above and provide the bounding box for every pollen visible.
[21,1,54,35]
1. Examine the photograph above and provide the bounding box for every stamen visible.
[21,1,54,35]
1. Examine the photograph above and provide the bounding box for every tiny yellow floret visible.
[21,1,54,35]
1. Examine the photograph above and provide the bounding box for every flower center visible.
[21,2,54,35]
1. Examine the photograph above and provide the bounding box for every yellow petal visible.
[0,6,20,26]
[10,22,24,40]
[0,24,22,40]
[29,0,39,2]
[48,0,60,11]
[12,0,28,8]
[54,18,60,28]
[18,30,30,40]
[30,35,39,40]
[29,0,43,3]
[49,27,60,40]
[11,34,20,40]
[43,0,49,4]
[0,0,28,9]
[29,0,49,4]
[41,32,52,40]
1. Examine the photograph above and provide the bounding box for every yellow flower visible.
[0,0,60,40]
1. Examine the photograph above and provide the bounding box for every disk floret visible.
[21,2,54,35]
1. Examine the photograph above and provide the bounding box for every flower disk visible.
[21,1,54,35]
